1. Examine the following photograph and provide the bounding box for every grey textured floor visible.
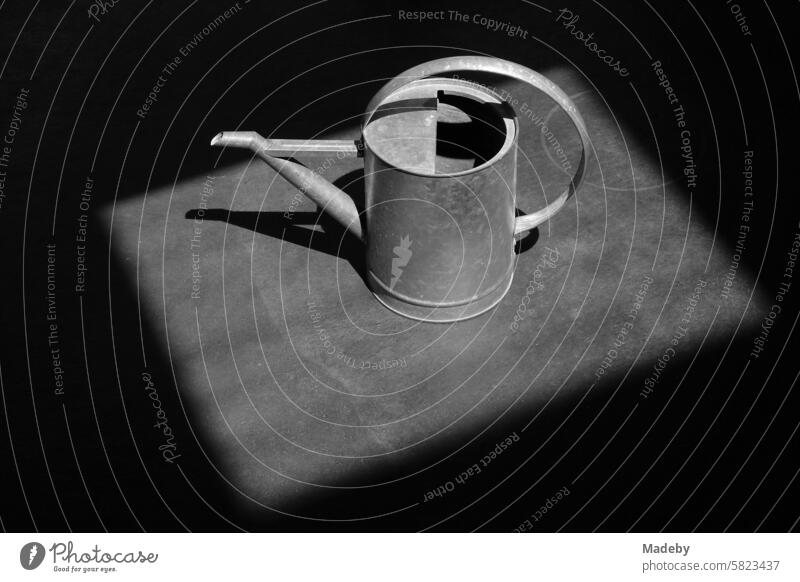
[102,68,765,519]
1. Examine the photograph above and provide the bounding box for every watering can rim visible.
[360,76,518,179]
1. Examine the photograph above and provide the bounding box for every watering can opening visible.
[361,78,516,177]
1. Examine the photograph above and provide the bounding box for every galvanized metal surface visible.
[362,77,517,322]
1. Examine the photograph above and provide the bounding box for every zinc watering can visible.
[211,56,591,322]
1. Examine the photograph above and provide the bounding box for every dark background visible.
[0,0,798,532]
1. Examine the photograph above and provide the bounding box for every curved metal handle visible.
[364,56,591,235]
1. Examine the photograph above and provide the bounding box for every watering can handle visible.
[364,56,592,236]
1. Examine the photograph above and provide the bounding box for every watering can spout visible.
[210,131,364,241]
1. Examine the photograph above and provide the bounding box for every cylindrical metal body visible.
[362,79,519,322]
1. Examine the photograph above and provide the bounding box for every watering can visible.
[211,56,591,322]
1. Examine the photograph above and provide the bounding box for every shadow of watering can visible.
[211,56,591,322]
